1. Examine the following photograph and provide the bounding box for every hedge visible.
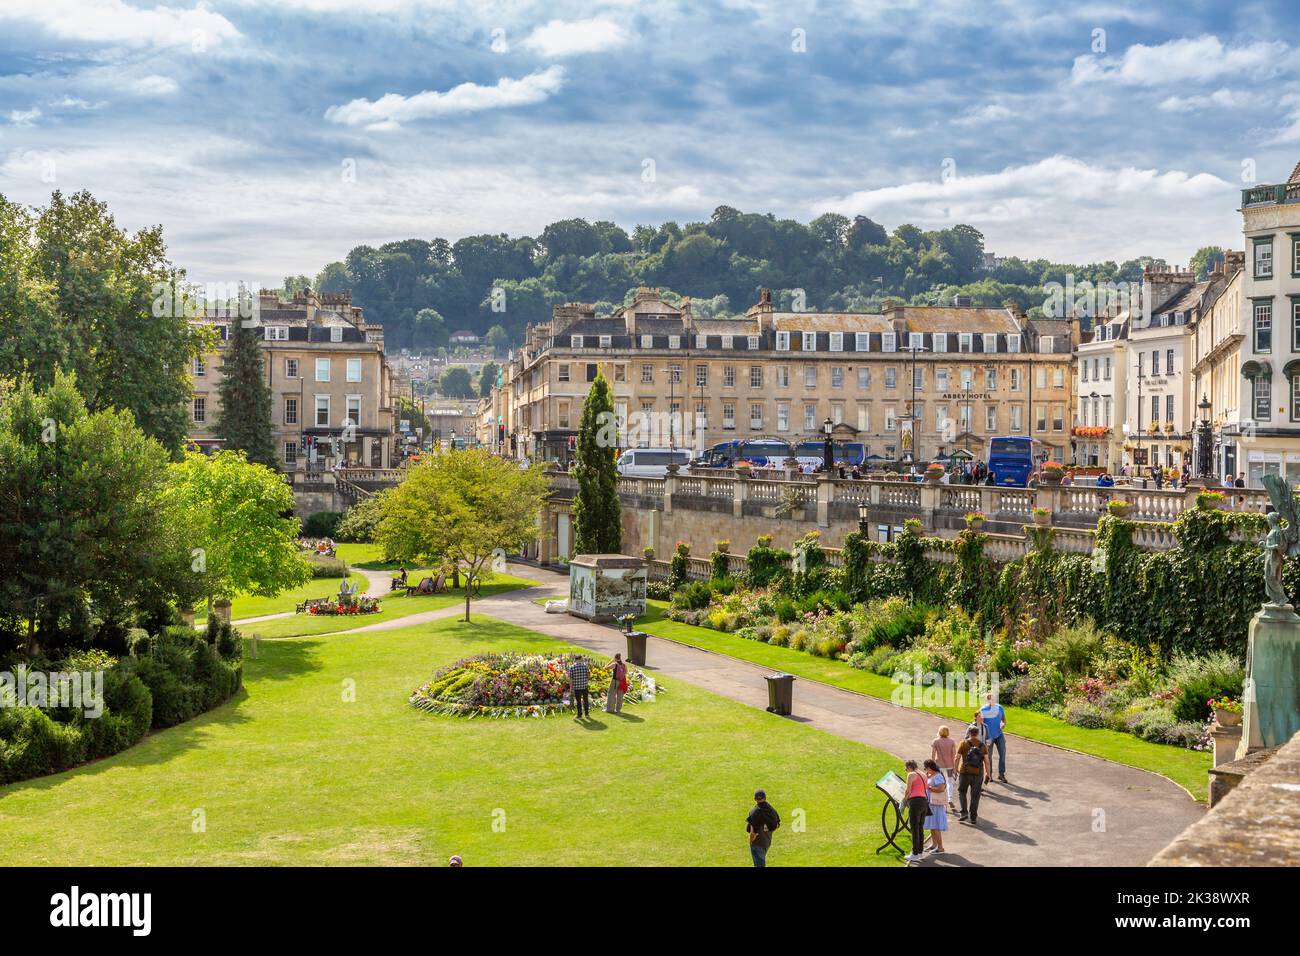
[833,502,1271,659]
[0,622,242,785]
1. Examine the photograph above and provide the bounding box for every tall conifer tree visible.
[215,321,278,468]
[572,371,621,554]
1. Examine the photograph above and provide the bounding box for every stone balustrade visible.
[545,468,1269,553]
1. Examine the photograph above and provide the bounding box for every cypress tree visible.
[572,371,621,554]
[214,321,278,468]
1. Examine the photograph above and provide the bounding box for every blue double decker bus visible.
[987,436,1037,487]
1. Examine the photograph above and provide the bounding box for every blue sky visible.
[2,0,1299,286]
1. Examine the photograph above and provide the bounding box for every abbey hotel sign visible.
[941,391,992,401]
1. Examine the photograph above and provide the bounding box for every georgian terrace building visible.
[1189,252,1245,480]
[187,288,398,471]
[1237,163,1300,485]
[488,287,1074,466]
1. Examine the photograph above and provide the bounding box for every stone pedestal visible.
[1237,602,1300,759]
[1211,722,1242,767]
[211,598,232,625]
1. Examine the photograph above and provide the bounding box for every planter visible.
[1032,511,1051,527]
[1215,708,1242,727]
[1040,473,1062,486]
[967,519,986,533]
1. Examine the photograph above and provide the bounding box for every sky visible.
[2,0,1300,287]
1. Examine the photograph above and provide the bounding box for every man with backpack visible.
[746,789,781,867]
[956,726,987,825]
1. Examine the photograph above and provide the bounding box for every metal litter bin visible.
[766,672,795,716]
[626,630,648,666]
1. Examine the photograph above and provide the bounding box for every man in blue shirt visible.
[979,692,1008,783]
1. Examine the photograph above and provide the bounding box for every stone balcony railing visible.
[547,468,1268,551]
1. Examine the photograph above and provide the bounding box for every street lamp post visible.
[1197,393,1213,481]
[822,416,834,473]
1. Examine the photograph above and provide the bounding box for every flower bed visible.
[409,652,657,718]
[308,598,381,616]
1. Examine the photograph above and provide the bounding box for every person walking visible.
[956,727,987,825]
[904,760,929,863]
[746,790,781,867]
[568,655,591,720]
[979,692,1009,783]
[931,725,958,808]
[604,653,628,714]
[923,759,949,854]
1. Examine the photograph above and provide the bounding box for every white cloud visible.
[0,0,240,48]
[1158,88,1243,112]
[8,107,42,126]
[521,18,628,57]
[811,156,1236,264]
[953,103,1013,126]
[127,75,181,97]
[325,66,565,129]
[1071,35,1289,87]
[49,96,106,111]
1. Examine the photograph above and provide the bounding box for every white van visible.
[616,447,693,477]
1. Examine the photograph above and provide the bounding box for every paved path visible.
[226,566,395,628]
[297,563,1205,867]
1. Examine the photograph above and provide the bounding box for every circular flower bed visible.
[409,652,656,718]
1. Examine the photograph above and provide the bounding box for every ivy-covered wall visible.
[837,506,1277,659]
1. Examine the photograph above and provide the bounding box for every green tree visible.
[0,371,194,655]
[214,321,278,468]
[440,366,474,398]
[160,450,311,616]
[1190,246,1226,280]
[572,372,621,554]
[479,361,500,398]
[0,191,208,455]
[375,449,549,621]
[485,324,510,354]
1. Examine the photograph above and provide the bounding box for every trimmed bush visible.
[302,511,343,538]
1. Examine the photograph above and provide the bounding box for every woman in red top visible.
[904,760,929,863]
[604,653,628,714]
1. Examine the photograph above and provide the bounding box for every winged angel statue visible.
[1260,474,1300,606]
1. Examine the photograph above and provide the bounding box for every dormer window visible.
[747,335,759,350]
[571,335,583,348]
[829,332,843,352]
[695,334,707,349]
[882,332,897,352]
[330,326,343,343]
[265,326,289,341]
[722,335,734,349]
[932,333,947,352]
[982,333,996,353]
[802,332,817,351]
[599,335,612,348]
[668,335,681,349]
[640,335,653,348]
[909,333,924,350]
[958,333,972,352]
[1007,334,1021,353]
[855,332,870,351]
[775,331,790,351]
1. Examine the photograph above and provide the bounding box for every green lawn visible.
[0,615,901,866]
[247,574,539,638]
[334,542,398,569]
[638,602,1213,800]
[196,571,369,623]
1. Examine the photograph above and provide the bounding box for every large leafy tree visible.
[375,449,549,621]
[0,371,195,655]
[572,372,621,555]
[439,366,474,398]
[4,190,210,455]
[214,320,278,468]
[159,450,311,615]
